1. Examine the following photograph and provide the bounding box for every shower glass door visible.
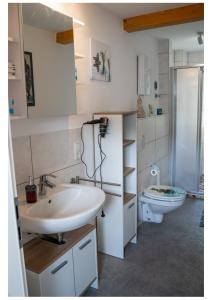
[172,67,203,193]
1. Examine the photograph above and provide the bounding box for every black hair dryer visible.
[84,117,109,137]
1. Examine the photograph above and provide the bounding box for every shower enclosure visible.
[171,66,204,195]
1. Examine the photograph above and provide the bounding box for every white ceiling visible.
[98,3,204,52]
[145,21,204,51]
[98,3,192,19]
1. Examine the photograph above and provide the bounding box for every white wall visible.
[127,31,159,113]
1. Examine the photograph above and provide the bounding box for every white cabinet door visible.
[73,230,97,296]
[124,198,137,246]
[39,248,75,296]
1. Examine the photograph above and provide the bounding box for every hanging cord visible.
[80,124,107,180]
[98,134,106,217]
[80,124,107,217]
[97,134,106,189]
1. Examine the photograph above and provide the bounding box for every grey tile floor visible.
[84,198,204,297]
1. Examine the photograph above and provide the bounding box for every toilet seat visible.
[144,185,186,202]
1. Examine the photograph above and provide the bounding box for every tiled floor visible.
[84,198,204,297]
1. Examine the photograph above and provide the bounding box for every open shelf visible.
[75,53,85,59]
[123,192,136,205]
[123,139,135,147]
[8,36,18,43]
[94,111,136,116]
[8,75,20,80]
[124,167,135,177]
[10,115,27,120]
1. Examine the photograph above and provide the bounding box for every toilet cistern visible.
[150,164,160,186]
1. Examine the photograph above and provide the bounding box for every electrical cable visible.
[80,124,106,180]
[80,123,107,218]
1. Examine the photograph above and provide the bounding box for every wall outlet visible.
[74,142,81,160]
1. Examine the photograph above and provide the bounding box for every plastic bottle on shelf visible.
[9,99,15,116]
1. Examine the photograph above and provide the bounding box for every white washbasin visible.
[19,184,105,234]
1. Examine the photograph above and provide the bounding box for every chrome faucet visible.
[39,174,56,196]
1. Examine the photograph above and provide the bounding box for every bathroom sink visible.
[19,184,105,234]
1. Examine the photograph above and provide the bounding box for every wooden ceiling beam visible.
[56,29,74,44]
[123,4,204,33]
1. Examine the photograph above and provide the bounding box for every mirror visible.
[22,3,77,118]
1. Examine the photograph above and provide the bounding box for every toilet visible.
[139,185,186,223]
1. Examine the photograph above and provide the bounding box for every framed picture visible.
[24,51,35,106]
[90,38,111,82]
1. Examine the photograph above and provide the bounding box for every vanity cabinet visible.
[24,225,98,296]
[27,247,75,296]
[73,230,98,296]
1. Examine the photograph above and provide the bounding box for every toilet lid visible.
[144,185,186,201]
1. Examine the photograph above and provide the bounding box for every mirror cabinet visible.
[8,3,77,119]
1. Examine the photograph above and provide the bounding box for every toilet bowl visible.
[139,185,186,223]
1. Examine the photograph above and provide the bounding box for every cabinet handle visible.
[51,260,68,274]
[79,239,92,250]
[128,202,135,209]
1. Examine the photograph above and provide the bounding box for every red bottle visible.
[25,176,37,203]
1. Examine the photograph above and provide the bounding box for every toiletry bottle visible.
[9,99,15,116]
[25,176,37,203]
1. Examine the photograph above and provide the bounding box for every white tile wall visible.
[155,136,169,161]
[155,114,169,139]
[158,53,169,74]
[138,167,157,193]
[138,117,156,144]
[16,163,84,194]
[138,141,155,172]
[159,73,169,94]
[158,94,169,114]
[137,113,170,193]
[31,129,81,178]
[13,128,83,190]
[157,156,170,185]
[12,136,33,184]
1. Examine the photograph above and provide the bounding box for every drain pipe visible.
[150,164,160,186]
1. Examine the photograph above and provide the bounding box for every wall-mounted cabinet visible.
[93,111,137,259]
[8,4,27,119]
[8,3,78,120]
[24,225,98,296]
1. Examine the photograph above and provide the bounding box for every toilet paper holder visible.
[150,164,160,186]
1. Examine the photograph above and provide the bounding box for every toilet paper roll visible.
[151,169,157,176]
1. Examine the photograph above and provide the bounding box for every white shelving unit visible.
[93,111,137,259]
[8,4,27,119]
